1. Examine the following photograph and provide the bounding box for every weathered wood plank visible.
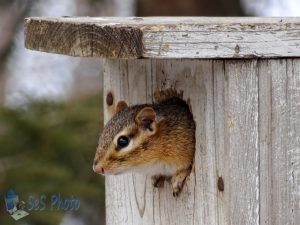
[105,59,199,225]
[213,60,228,225]
[25,17,300,59]
[259,59,300,225]
[285,59,300,225]
[187,60,218,225]
[150,60,197,225]
[104,60,130,225]
[25,19,143,58]
[258,59,272,225]
[123,59,153,225]
[214,60,260,225]
[103,59,268,225]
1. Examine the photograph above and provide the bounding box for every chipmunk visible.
[93,89,195,196]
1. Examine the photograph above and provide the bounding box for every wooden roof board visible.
[24,17,300,59]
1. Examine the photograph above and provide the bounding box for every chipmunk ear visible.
[135,107,157,131]
[115,101,128,113]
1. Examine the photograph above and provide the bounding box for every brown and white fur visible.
[93,89,195,196]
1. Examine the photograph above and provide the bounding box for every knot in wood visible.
[218,177,224,192]
[106,92,114,106]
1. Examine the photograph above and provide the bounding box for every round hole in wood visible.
[106,92,114,106]
[218,177,224,192]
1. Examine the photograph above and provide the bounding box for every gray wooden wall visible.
[24,16,300,225]
[104,59,300,225]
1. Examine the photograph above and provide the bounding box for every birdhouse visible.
[24,17,300,225]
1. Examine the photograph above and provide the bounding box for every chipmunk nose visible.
[93,165,105,175]
[93,159,105,175]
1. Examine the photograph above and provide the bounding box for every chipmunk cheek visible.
[97,148,105,158]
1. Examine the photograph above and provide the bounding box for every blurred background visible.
[0,0,299,225]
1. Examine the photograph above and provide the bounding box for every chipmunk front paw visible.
[171,168,191,197]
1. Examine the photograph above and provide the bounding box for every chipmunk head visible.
[93,101,161,176]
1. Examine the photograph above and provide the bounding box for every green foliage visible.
[0,95,105,225]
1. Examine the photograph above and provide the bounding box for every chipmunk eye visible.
[117,136,129,149]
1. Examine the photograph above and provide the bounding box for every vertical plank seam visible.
[258,59,261,225]
[212,60,220,225]
[291,58,298,224]
[285,58,290,224]
[255,59,261,225]
[270,59,274,225]
[222,59,227,224]
[258,58,266,225]
[288,58,295,224]
[223,59,231,225]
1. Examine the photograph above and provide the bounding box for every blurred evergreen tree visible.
[0,94,105,225]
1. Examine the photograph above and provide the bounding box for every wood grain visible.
[25,17,300,59]
[101,58,300,225]
[223,60,259,225]
[25,18,143,58]
[259,59,300,225]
